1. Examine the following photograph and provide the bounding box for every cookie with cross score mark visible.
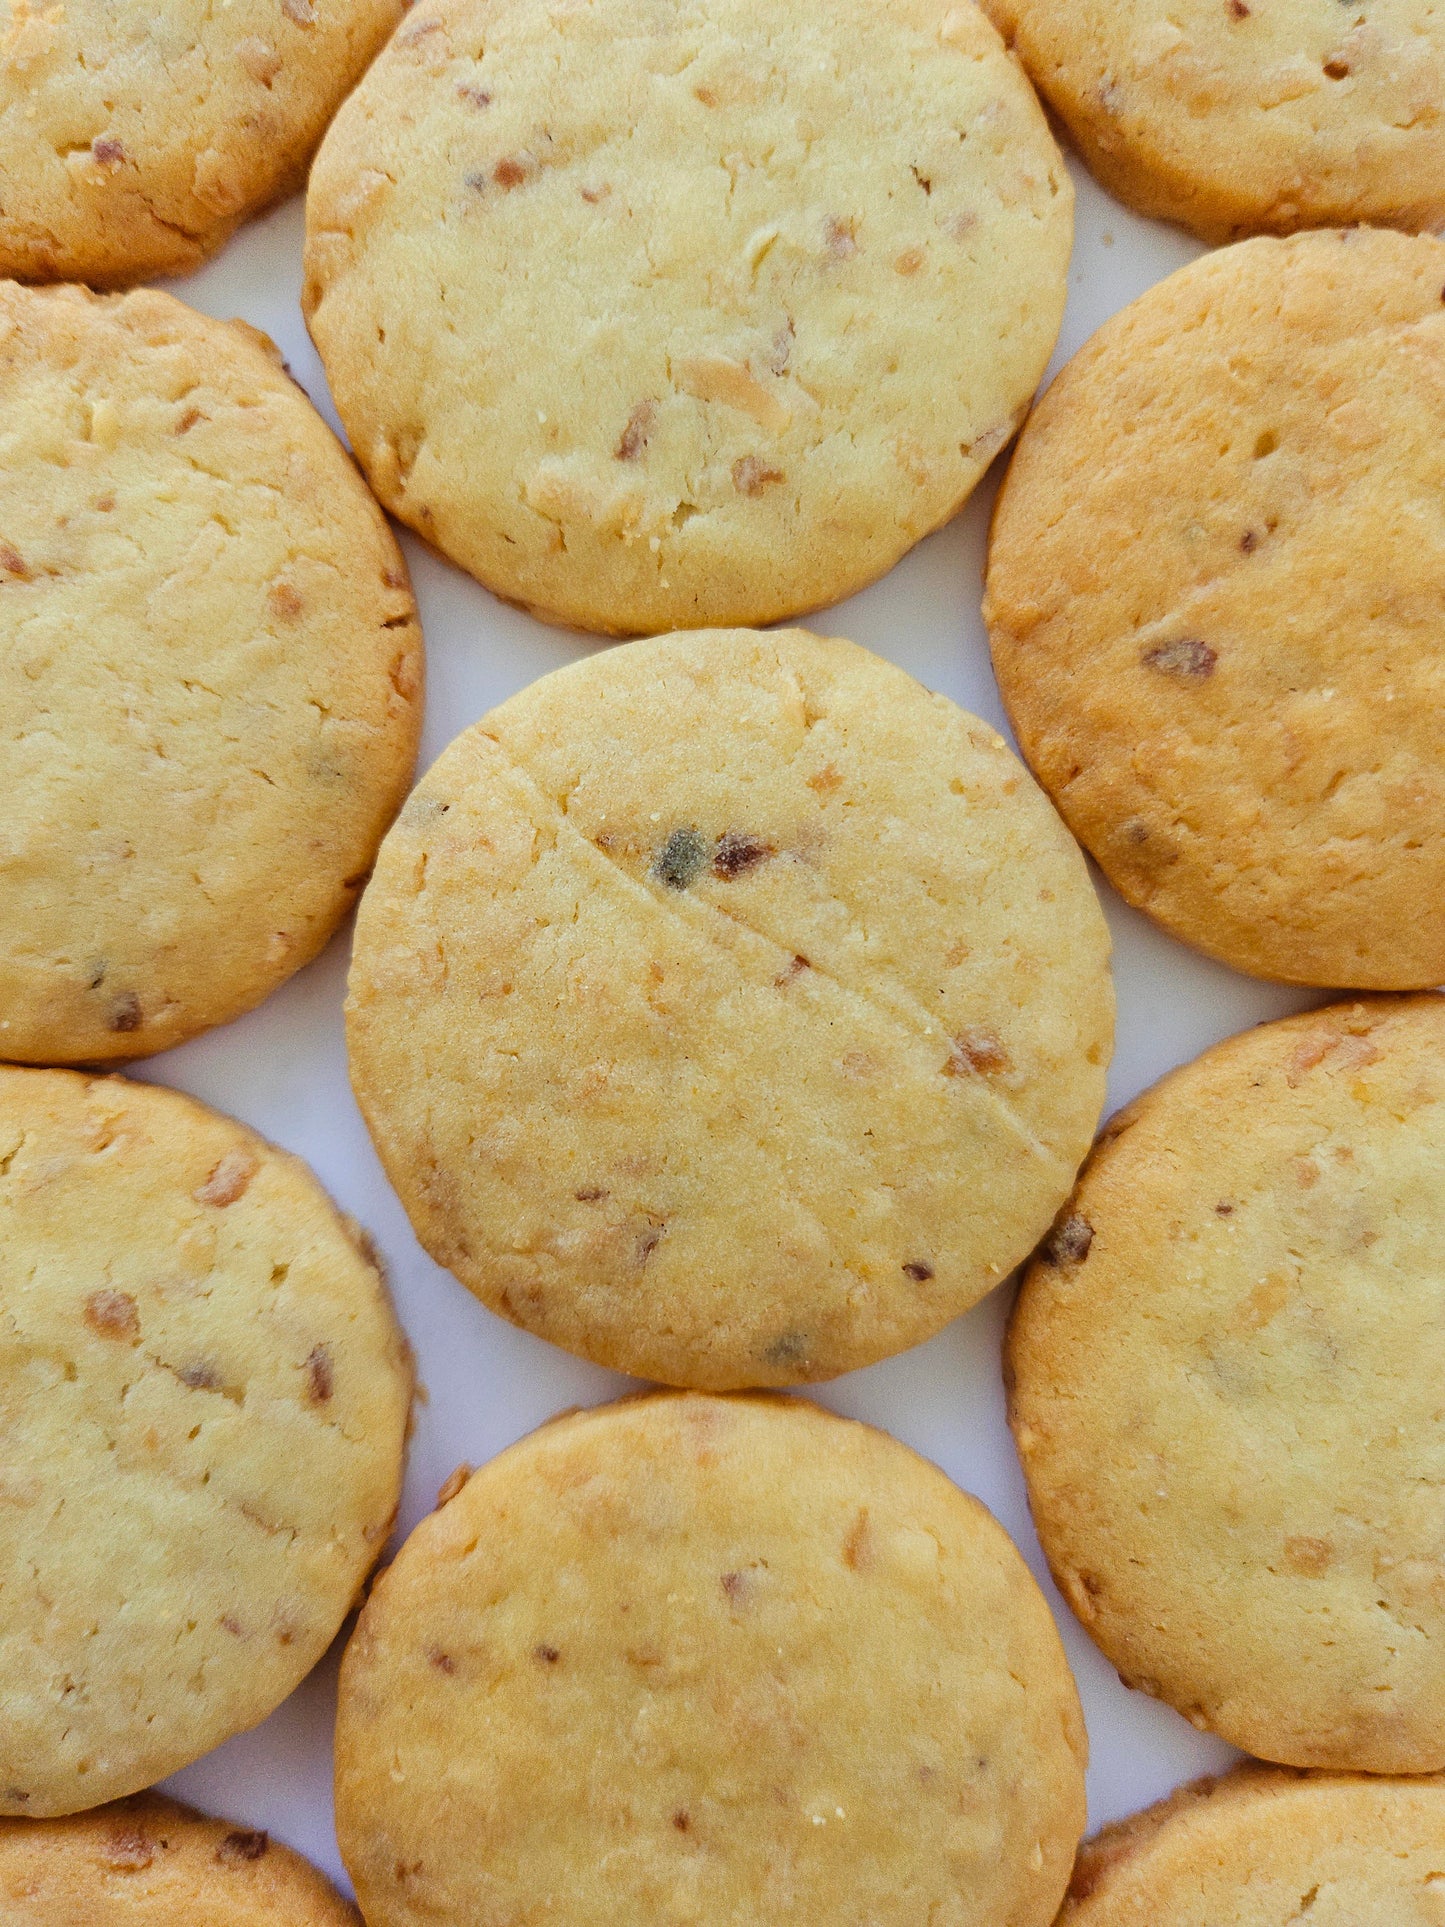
[347,624,1113,1388]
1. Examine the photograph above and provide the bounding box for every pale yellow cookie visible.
[0,0,403,287]
[0,1794,359,1924]
[0,282,422,1064]
[1061,1767,1445,1926]
[1009,995,1445,1773]
[986,228,1445,989]
[347,626,1113,1389]
[0,1067,413,1816]
[335,1393,1088,1927]
[981,0,1445,242]
[303,0,1073,635]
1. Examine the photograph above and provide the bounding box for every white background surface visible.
[135,153,1323,1892]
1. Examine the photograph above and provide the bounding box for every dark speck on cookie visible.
[713,832,774,879]
[217,1829,269,1864]
[653,828,708,890]
[763,1330,809,1368]
[1142,637,1216,680]
[1041,1214,1094,1266]
[107,991,143,1033]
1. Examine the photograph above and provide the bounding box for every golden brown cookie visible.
[335,1392,1088,1927]
[986,228,1445,989]
[981,0,1445,243]
[0,1067,412,1815]
[1061,1766,1445,1925]
[347,626,1113,1389]
[0,282,422,1064]
[0,1794,359,1923]
[0,0,403,287]
[303,0,1073,635]
[1009,994,1445,1773]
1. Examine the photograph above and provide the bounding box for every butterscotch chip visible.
[0,1068,412,1815]
[1009,995,1445,1772]
[980,0,1445,241]
[303,0,1073,635]
[986,228,1445,989]
[335,1393,1088,1927]
[0,0,403,286]
[346,626,1113,1389]
[1060,1766,1445,1924]
[0,283,422,1064]
[0,1793,359,1922]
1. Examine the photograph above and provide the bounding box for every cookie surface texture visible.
[0,0,403,286]
[303,0,1073,635]
[335,1392,1088,1927]
[0,1067,413,1815]
[980,0,1445,241]
[347,626,1113,1389]
[1009,994,1445,1773]
[986,228,1445,989]
[0,1794,359,1924]
[0,283,422,1065]
[1061,1767,1445,1926]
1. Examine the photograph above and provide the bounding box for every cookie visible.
[0,0,403,287]
[0,1793,359,1923]
[980,0,1445,243]
[985,228,1445,990]
[0,1066,413,1815]
[303,0,1073,636]
[1061,1766,1445,1925]
[347,626,1112,1389]
[1009,994,1445,1773]
[0,282,422,1064]
[335,1392,1088,1927]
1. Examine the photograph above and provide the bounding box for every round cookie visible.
[1060,1767,1445,1925]
[979,0,1445,243]
[985,228,1445,990]
[335,1392,1088,1927]
[303,0,1073,636]
[0,1066,412,1815]
[0,282,422,1064]
[0,1794,359,1923]
[347,626,1113,1389]
[0,0,403,288]
[1008,994,1445,1773]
